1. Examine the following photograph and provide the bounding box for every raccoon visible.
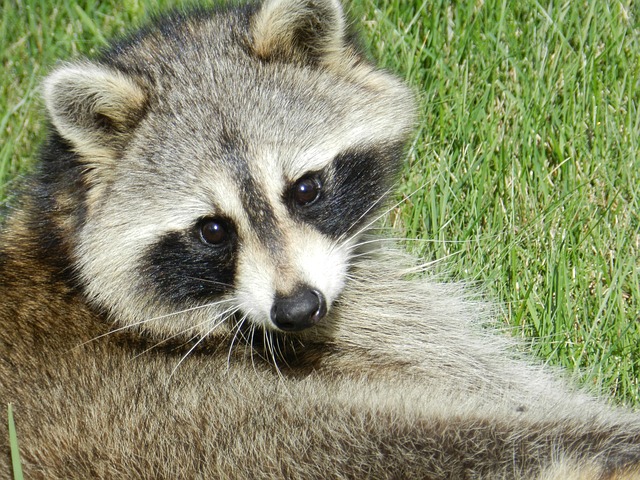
[1,0,639,478]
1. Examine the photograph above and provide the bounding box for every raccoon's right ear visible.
[42,63,148,159]
[251,0,347,66]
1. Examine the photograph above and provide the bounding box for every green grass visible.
[7,405,23,480]
[364,0,640,404]
[1,0,639,405]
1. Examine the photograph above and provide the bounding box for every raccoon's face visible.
[42,0,415,340]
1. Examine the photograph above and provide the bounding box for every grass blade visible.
[8,404,24,480]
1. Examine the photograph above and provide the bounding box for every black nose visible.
[270,288,327,332]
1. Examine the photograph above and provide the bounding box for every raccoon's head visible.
[41,0,416,340]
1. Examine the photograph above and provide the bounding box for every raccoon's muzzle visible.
[270,287,327,331]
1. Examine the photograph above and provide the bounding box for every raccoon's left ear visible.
[251,0,347,66]
[42,62,148,160]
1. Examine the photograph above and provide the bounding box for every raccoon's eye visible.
[292,176,322,206]
[198,218,230,245]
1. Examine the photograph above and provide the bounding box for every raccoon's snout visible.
[270,288,327,332]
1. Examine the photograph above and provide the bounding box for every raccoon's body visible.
[1,0,639,478]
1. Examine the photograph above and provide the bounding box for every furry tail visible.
[301,245,640,478]
[539,461,640,480]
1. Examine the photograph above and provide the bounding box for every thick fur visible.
[1,0,640,478]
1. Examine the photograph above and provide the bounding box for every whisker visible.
[265,330,286,381]
[185,276,234,289]
[249,324,259,375]
[344,252,462,285]
[334,186,395,245]
[274,334,292,370]
[339,182,427,248]
[168,308,237,379]
[169,335,209,380]
[264,329,277,374]
[348,236,472,252]
[72,298,236,351]
[133,305,240,360]
[226,314,248,370]
[131,321,209,361]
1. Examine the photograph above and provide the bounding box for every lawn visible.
[1,0,639,405]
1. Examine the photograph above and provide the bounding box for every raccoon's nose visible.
[270,288,327,332]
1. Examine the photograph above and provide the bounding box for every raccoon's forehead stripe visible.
[224,152,281,255]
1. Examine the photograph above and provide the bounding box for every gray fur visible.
[1,0,639,478]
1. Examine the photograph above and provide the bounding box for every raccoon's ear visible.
[43,63,148,158]
[251,0,347,65]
